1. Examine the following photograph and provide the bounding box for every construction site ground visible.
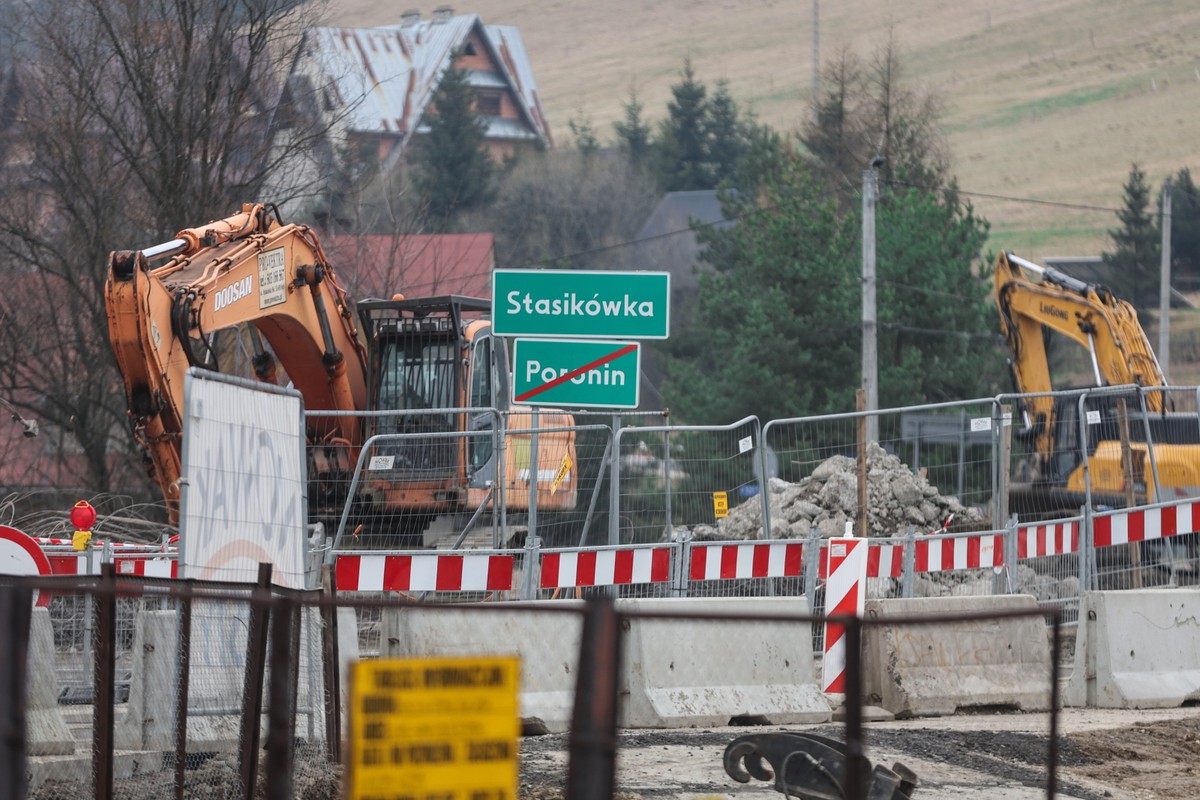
[519,707,1200,800]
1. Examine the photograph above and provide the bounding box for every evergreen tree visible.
[875,183,1000,406]
[664,150,861,423]
[1168,168,1200,288]
[1103,163,1159,307]
[409,61,495,230]
[706,81,742,186]
[655,58,710,191]
[614,87,653,168]
[568,115,600,158]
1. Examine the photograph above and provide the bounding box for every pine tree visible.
[706,81,742,186]
[655,58,710,191]
[408,60,495,230]
[1168,168,1200,288]
[1103,164,1159,307]
[614,87,652,167]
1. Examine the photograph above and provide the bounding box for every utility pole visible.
[862,163,880,444]
[1159,178,1173,381]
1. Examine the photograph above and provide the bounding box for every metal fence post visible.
[93,563,117,800]
[529,410,540,540]
[662,428,673,537]
[842,615,868,800]
[173,583,194,800]
[759,428,774,540]
[901,527,917,599]
[0,586,32,800]
[520,535,541,601]
[265,597,297,800]
[565,596,621,800]
[238,564,273,800]
[803,527,821,612]
[1005,515,1020,594]
[319,567,341,765]
[1080,505,1093,592]
[609,421,621,547]
[671,529,692,598]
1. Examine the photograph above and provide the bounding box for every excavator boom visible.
[105,203,368,521]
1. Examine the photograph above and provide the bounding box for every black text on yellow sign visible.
[713,491,729,519]
[347,655,520,800]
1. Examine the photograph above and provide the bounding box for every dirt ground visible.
[519,708,1200,799]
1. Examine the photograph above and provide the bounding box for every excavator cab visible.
[356,296,503,512]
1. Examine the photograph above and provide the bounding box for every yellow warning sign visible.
[713,491,729,519]
[551,453,572,494]
[347,655,520,800]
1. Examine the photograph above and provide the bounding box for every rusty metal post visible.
[265,596,297,800]
[842,615,868,800]
[238,563,273,800]
[566,595,622,800]
[93,564,117,800]
[320,566,342,763]
[173,583,194,800]
[1047,611,1062,800]
[1116,399,1144,588]
[0,586,32,800]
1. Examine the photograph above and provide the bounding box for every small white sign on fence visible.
[738,435,753,454]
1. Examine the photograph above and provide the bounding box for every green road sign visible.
[512,338,641,409]
[492,269,670,339]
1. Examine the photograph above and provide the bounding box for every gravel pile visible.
[692,442,984,541]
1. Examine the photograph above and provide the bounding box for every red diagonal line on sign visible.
[516,343,638,402]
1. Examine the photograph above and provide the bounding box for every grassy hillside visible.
[323,0,1200,260]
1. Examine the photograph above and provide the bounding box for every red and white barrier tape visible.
[1094,502,1199,547]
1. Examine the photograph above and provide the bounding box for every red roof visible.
[323,233,496,300]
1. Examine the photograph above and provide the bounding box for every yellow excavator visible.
[993,251,1200,515]
[105,203,576,541]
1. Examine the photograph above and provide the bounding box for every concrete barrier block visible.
[382,603,583,733]
[862,595,1052,718]
[618,597,831,728]
[1067,589,1200,709]
[28,608,74,755]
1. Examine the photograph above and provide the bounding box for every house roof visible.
[302,14,550,151]
[627,191,732,292]
[324,232,496,300]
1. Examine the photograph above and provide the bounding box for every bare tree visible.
[470,149,659,269]
[0,0,335,502]
[802,31,949,207]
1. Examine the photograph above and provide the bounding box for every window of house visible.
[475,91,501,116]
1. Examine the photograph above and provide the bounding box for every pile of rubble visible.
[691,443,984,541]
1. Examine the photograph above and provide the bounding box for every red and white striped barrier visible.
[541,547,671,589]
[335,553,514,593]
[822,537,867,693]
[688,542,803,581]
[914,533,1005,573]
[1017,520,1079,558]
[37,538,179,579]
[1094,502,1200,547]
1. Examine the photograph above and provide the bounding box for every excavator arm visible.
[993,251,1166,465]
[105,203,368,521]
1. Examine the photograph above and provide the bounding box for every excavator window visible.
[469,336,494,472]
[376,339,455,433]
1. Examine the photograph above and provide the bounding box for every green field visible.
[324,0,1200,259]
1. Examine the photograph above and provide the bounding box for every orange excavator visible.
[105,203,576,538]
